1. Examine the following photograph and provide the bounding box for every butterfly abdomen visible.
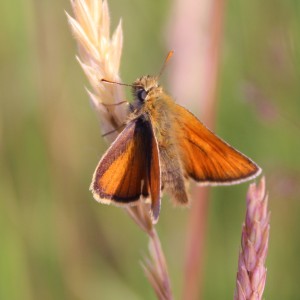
[146,96,189,205]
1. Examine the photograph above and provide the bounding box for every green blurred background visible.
[1,0,300,299]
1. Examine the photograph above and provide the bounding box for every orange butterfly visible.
[90,53,261,223]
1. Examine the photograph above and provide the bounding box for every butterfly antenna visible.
[157,50,174,79]
[101,78,135,88]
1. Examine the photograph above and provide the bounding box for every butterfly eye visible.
[137,89,147,102]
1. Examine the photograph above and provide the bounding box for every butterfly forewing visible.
[91,117,161,219]
[174,104,261,184]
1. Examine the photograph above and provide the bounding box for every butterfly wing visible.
[90,117,161,221]
[174,104,261,184]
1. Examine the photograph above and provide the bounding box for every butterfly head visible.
[132,75,163,103]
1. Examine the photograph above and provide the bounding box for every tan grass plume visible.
[67,2,173,299]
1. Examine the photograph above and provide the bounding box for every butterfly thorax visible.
[130,75,176,144]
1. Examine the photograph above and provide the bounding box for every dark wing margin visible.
[174,104,261,185]
[90,117,161,222]
[148,122,161,222]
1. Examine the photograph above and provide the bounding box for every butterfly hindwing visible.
[91,117,161,220]
[174,104,261,184]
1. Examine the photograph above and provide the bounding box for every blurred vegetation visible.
[0,0,300,299]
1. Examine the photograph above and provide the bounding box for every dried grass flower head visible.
[67,3,173,298]
[67,0,127,141]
